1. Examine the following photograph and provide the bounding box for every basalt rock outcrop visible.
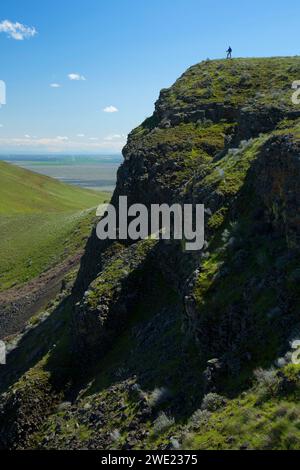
[2,57,300,450]
[73,57,300,371]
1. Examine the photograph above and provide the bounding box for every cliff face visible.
[73,57,300,370]
[2,57,300,450]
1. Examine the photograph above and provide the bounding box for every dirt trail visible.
[0,252,82,339]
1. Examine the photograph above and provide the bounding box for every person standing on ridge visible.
[226,46,232,59]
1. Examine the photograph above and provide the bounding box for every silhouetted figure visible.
[226,46,232,59]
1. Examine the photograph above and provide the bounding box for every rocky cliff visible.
[2,57,300,450]
[73,57,300,372]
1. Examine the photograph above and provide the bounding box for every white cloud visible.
[24,134,31,138]
[104,133,125,141]
[68,73,86,81]
[103,105,118,113]
[50,83,61,88]
[89,137,99,141]
[0,20,37,40]
[0,124,3,128]
[77,134,85,137]
[0,135,125,152]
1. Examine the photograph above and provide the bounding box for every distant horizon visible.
[1,0,300,153]
[0,152,123,158]
[0,153,121,192]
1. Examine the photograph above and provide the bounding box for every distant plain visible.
[0,155,122,193]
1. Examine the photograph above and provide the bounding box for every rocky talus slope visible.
[2,57,300,450]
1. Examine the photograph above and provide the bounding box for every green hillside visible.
[0,161,104,214]
[0,161,109,290]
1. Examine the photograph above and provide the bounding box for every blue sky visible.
[0,0,300,154]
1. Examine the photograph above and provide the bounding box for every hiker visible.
[226,46,232,59]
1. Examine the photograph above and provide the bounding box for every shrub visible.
[276,357,287,368]
[254,367,280,396]
[282,363,300,385]
[110,429,121,442]
[130,383,146,401]
[189,409,211,428]
[148,387,171,408]
[170,437,181,449]
[201,393,227,412]
[221,229,230,243]
[153,412,175,435]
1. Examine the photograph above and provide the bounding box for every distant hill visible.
[0,161,108,290]
[0,160,103,214]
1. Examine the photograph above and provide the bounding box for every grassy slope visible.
[0,160,106,214]
[0,161,109,290]
[163,56,300,108]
